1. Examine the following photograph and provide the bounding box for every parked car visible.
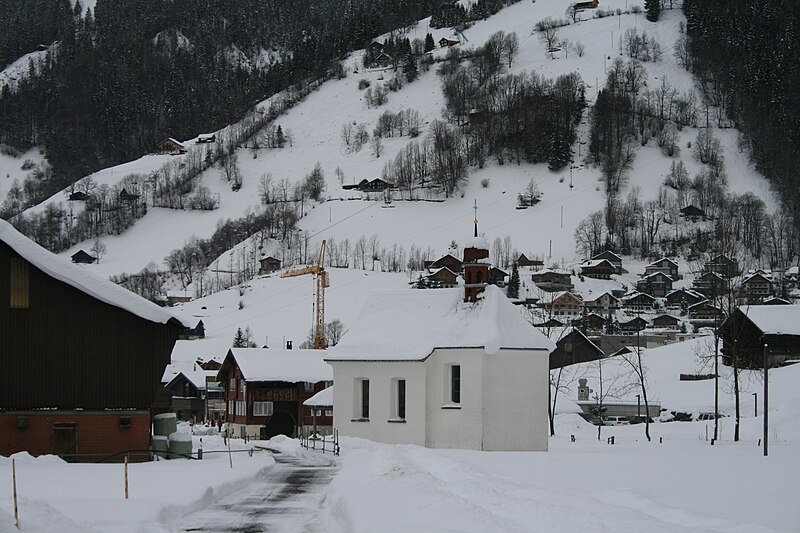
[602,416,631,426]
[626,415,654,425]
[697,412,726,421]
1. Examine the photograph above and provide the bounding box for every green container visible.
[153,412,177,437]
[168,432,193,459]
[152,435,169,460]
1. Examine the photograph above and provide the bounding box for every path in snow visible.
[178,449,337,533]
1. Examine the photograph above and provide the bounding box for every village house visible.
[692,271,728,298]
[161,366,216,423]
[762,296,792,305]
[156,137,186,155]
[665,288,706,309]
[621,291,657,313]
[217,348,332,440]
[619,316,649,334]
[636,271,674,297]
[516,253,544,270]
[580,259,615,280]
[591,250,623,274]
[688,301,725,324]
[540,291,583,318]
[704,254,740,279]
[196,133,216,144]
[68,191,90,202]
[439,37,460,48]
[549,328,604,369]
[424,253,463,273]
[0,220,189,461]
[570,312,607,333]
[531,269,573,292]
[680,205,707,221]
[166,290,192,307]
[651,314,681,330]
[258,256,281,275]
[488,266,507,287]
[584,291,620,315]
[70,249,97,264]
[426,266,459,288]
[719,305,800,368]
[645,257,680,279]
[740,270,774,304]
[325,284,554,451]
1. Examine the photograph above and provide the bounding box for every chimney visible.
[578,378,590,401]
[286,340,293,350]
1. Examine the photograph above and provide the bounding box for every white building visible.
[325,285,555,451]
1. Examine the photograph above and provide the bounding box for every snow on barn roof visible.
[303,386,333,408]
[326,285,555,361]
[739,305,800,336]
[163,366,210,391]
[0,219,189,327]
[226,348,332,382]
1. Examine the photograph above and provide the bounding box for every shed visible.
[70,249,97,264]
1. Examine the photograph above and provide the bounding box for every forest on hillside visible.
[0,0,441,198]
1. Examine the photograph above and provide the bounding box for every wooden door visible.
[51,423,77,460]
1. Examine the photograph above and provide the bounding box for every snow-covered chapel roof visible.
[326,285,555,362]
[0,219,189,327]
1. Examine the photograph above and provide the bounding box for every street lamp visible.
[752,392,757,417]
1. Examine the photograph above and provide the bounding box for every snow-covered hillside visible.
[11,0,775,282]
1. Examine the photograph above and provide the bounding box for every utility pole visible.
[763,343,769,457]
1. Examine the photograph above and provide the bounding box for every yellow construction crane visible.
[281,240,329,349]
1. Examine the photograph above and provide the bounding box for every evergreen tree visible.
[645,0,661,22]
[507,263,520,299]
[547,131,572,171]
[232,327,248,347]
[424,32,435,53]
[402,55,418,82]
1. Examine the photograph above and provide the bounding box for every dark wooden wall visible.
[0,242,181,410]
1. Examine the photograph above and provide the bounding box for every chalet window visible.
[253,401,273,416]
[304,382,315,392]
[325,409,333,417]
[451,365,461,404]
[361,379,370,418]
[229,378,236,392]
[10,257,29,309]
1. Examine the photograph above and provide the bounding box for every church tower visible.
[463,200,490,302]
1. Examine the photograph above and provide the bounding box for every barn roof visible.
[223,348,332,383]
[326,285,555,361]
[0,220,189,327]
[736,305,800,336]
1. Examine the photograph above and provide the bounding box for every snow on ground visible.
[0,147,45,201]
[0,48,50,92]
[9,1,769,281]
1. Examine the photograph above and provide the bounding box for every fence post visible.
[227,432,233,469]
[124,455,129,500]
[12,458,19,529]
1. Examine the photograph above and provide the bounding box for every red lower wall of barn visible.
[0,411,151,462]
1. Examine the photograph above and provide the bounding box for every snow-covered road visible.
[177,451,337,533]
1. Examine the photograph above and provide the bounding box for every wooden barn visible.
[0,220,188,462]
[719,305,800,368]
[70,249,97,264]
[217,348,332,440]
[156,137,186,155]
[259,256,282,275]
[550,328,604,369]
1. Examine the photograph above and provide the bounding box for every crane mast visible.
[281,240,329,349]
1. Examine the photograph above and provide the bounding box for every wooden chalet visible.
[688,301,725,323]
[0,220,189,462]
[645,257,679,279]
[196,133,216,144]
[636,271,674,297]
[345,178,394,192]
[692,271,728,298]
[621,291,656,312]
[535,317,565,328]
[539,291,583,318]
[550,328,604,369]
[119,188,140,202]
[571,312,607,332]
[580,259,615,280]
[573,0,599,10]
[704,254,740,279]
[680,205,707,221]
[517,253,534,267]
[665,288,706,309]
[68,191,90,202]
[70,249,97,264]
[591,250,622,274]
[425,253,463,273]
[368,52,395,68]
[763,296,792,305]
[488,267,507,286]
[166,290,192,307]
[156,137,187,155]
[217,348,332,440]
[162,368,209,423]
[259,256,282,275]
[619,316,648,333]
[531,269,573,292]
[740,271,773,304]
[427,266,459,288]
[651,314,680,330]
[439,37,460,48]
[584,291,620,314]
[719,305,800,368]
